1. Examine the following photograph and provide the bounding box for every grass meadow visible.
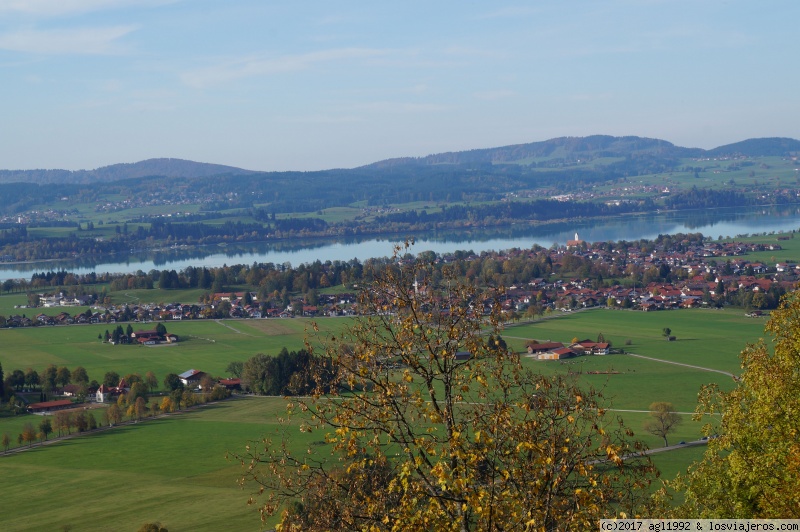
[0,306,769,530]
[0,317,349,383]
[1,397,300,532]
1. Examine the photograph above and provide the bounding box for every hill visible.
[364,135,701,168]
[362,135,798,169]
[0,158,256,185]
[1,136,798,186]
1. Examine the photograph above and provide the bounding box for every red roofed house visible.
[218,378,241,390]
[28,399,74,413]
[538,347,577,361]
[526,341,565,355]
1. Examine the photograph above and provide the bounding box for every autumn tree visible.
[54,411,72,436]
[134,397,148,420]
[128,382,149,404]
[666,293,800,518]
[145,371,158,393]
[2,433,9,453]
[106,404,122,426]
[160,396,174,414]
[199,375,216,393]
[234,245,655,531]
[643,402,681,447]
[21,422,36,447]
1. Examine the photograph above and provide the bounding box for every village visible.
[2,232,792,332]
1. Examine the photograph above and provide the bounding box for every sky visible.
[1,0,798,172]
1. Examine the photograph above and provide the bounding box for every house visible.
[96,378,130,403]
[100,378,129,402]
[572,340,610,355]
[59,384,82,397]
[538,347,576,361]
[218,378,241,390]
[179,369,206,387]
[526,341,565,355]
[131,329,164,345]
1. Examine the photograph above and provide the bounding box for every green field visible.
[506,307,763,415]
[0,306,769,529]
[1,397,302,532]
[0,317,348,382]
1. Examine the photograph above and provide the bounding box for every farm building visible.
[27,399,74,413]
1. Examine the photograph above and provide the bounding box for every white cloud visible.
[180,47,388,88]
[0,25,136,54]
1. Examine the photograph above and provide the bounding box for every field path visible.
[625,352,736,378]
[214,319,256,336]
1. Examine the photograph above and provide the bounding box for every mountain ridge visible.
[1,136,798,185]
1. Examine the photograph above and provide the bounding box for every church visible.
[566,232,584,249]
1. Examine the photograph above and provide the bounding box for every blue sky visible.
[1,1,797,171]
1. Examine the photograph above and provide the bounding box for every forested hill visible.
[363,135,800,169]
[2,136,798,187]
[0,158,256,185]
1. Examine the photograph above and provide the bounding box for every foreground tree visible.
[665,293,800,518]
[643,402,681,447]
[234,245,655,531]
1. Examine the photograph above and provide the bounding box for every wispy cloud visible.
[180,47,389,88]
[0,0,177,16]
[353,101,450,113]
[473,89,516,101]
[0,25,136,54]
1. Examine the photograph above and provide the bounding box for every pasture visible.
[0,397,298,532]
[0,306,770,529]
[0,317,348,383]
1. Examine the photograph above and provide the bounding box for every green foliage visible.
[163,373,183,392]
[240,348,317,396]
[664,294,800,518]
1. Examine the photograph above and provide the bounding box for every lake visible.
[2,205,799,281]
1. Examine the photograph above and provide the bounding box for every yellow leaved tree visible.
[234,244,656,531]
[665,293,800,518]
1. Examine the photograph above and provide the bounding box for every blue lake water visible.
[2,205,799,281]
